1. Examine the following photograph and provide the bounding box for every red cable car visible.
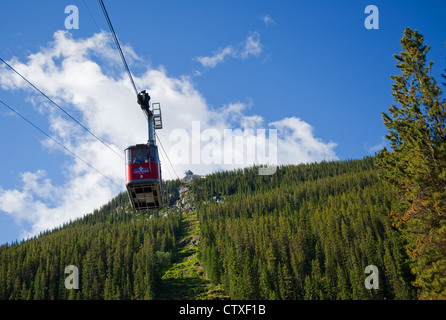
[125,90,163,210]
[125,144,162,210]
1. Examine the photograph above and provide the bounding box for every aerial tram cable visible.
[157,146,173,180]
[96,0,178,184]
[99,0,166,210]
[82,0,101,30]
[1,2,177,210]
[98,0,138,97]
[0,98,121,188]
[155,131,179,180]
[0,58,124,161]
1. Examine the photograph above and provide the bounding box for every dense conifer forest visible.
[0,157,419,300]
[195,158,416,299]
[0,186,183,300]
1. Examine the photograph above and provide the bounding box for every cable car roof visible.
[125,143,158,150]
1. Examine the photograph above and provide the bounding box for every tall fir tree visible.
[376,28,446,299]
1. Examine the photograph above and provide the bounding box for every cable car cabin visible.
[125,144,162,210]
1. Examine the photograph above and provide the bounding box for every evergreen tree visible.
[278,262,295,300]
[376,28,446,299]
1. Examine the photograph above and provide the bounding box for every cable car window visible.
[133,149,148,163]
[125,149,131,165]
[149,146,158,162]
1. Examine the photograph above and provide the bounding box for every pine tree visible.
[376,28,446,299]
[335,264,350,300]
[205,245,221,284]
[278,262,295,300]
[303,275,315,300]
[259,263,272,299]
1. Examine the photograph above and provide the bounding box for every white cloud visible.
[0,30,337,240]
[364,136,387,154]
[270,117,338,164]
[241,115,263,129]
[262,15,275,26]
[241,32,262,59]
[195,32,263,69]
[195,46,235,68]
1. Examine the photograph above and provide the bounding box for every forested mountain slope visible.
[0,184,183,300]
[195,158,416,299]
[0,157,417,299]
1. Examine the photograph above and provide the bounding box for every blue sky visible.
[0,0,445,245]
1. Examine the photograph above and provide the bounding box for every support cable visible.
[99,0,139,97]
[98,1,180,182]
[0,58,124,161]
[155,131,179,180]
[0,98,121,188]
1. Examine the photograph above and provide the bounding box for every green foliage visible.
[197,158,417,299]
[376,28,446,299]
[0,158,421,300]
[0,182,182,300]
